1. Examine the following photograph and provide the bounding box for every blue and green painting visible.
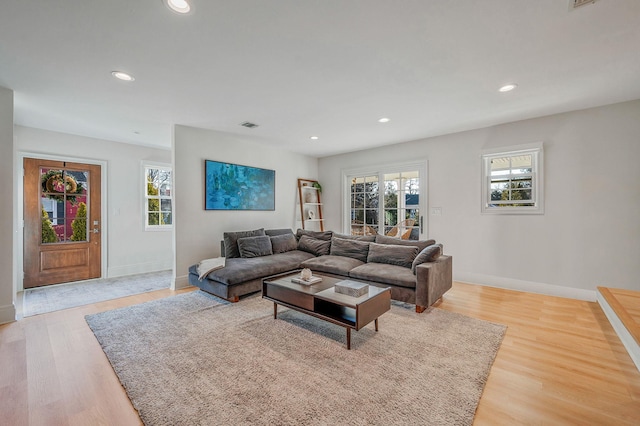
[205,160,275,210]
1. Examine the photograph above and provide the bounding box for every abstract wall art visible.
[204,160,275,210]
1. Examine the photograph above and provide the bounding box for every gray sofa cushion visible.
[270,233,298,253]
[332,232,376,242]
[374,234,435,252]
[301,255,365,276]
[296,228,333,241]
[265,228,294,237]
[200,251,315,285]
[298,234,331,256]
[367,242,418,269]
[237,235,273,258]
[330,237,370,262]
[223,228,265,259]
[349,263,417,289]
[411,244,443,274]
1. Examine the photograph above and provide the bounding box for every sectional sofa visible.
[188,228,452,312]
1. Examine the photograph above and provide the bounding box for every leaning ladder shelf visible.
[297,178,324,231]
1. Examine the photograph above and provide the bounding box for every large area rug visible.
[23,270,171,316]
[86,291,506,426]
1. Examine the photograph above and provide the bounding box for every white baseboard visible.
[0,303,16,324]
[173,274,191,291]
[597,291,640,372]
[107,260,172,278]
[455,271,597,302]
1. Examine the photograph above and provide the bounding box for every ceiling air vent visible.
[240,121,259,129]
[570,0,598,9]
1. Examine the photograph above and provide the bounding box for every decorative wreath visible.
[41,170,83,203]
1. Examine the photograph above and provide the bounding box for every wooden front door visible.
[23,158,102,288]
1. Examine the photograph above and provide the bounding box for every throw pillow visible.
[330,237,370,263]
[237,235,273,258]
[296,228,333,241]
[411,244,443,274]
[332,232,376,242]
[270,233,298,253]
[374,234,435,252]
[367,242,418,269]
[223,228,265,258]
[265,228,294,237]
[297,234,331,256]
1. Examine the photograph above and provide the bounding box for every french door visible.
[346,163,426,240]
[23,158,102,288]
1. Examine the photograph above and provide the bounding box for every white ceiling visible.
[1,0,639,158]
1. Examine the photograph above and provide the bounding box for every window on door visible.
[144,164,173,230]
[40,167,89,243]
[345,163,426,240]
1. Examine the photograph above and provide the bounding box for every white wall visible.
[173,125,318,289]
[15,126,173,284]
[319,100,640,300]
[0,87,15,324]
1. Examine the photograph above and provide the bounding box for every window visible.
[144,164,172,230]
[482,144,543,214]
[345,162,426,240]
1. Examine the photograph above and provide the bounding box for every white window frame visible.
[143,162,173,231]
[481,143,544,214]
[342,160,428,238]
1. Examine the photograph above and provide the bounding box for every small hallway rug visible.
[86,291,507,426]
[23,270,171,316]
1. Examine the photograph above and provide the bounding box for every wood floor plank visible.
[1,283,639,425]
[0,338,29,426]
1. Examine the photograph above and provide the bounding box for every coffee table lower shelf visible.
[262,271,391,349]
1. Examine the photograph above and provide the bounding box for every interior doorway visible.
[23,157,102,288]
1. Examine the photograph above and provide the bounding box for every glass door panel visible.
[40,167,89,243]
[383,171,420,240]
[350,175,379,236]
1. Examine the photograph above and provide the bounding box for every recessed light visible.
[310,136,319,140]
[499,83,518,92]
[111,71,135,82]
[165,0,191,14]
[378,117,390,123]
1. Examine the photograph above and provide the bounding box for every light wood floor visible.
[1,282,639,425]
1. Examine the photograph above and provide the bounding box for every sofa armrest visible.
[415,255,452,312]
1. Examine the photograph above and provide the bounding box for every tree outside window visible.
[145,166,172,229]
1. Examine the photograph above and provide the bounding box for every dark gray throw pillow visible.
[297,234,331,256]
[332,232,376,242]
[296,228,333,241]
[270,233,298,254]
[367,242,418,269]
[223,228,265,258]
[411,244,443,274]
[265,228,294,237]
[374,234,435,252]
[330,237,370,263]
[237,235,273,258]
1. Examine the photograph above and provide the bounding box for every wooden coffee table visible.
[262,270,391,349]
